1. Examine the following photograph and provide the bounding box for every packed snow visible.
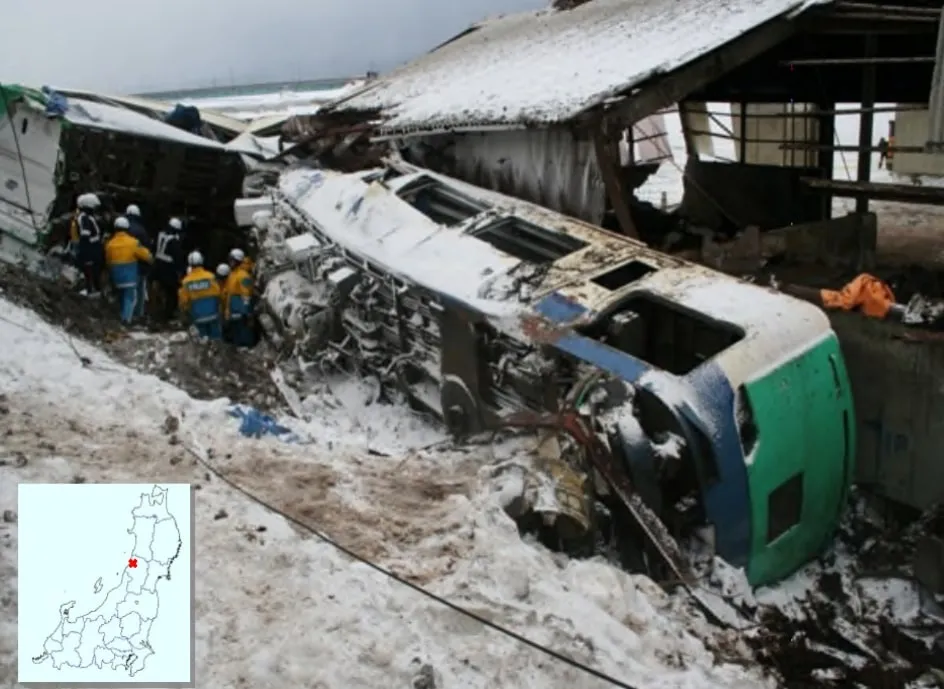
[0,296,773,689]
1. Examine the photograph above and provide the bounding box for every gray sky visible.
[3,0,547,93]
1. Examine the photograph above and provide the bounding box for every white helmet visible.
[251,210,271,231]
[228,248,245,263]
[216,263,231,278]
[169,217,183,231]
[126,204,141,217]
[187,251,204,267]
[86,194,101,209]
[114,216,130,230]
[77,193,96,210]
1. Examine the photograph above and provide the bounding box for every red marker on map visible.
[128,558,138,569]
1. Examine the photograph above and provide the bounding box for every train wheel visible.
[440,375,483,439]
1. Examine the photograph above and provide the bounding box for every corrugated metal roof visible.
[325,0,828,134]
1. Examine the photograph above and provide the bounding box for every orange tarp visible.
[820,273,896,319]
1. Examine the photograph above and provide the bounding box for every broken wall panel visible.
[730,103,820,167]
[679,158,821,231]
[620,112,673,166]
[678,103,715,158]
[889,106,944,176]
[404,128,607,225]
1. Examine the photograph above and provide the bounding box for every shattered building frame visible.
[309,0,944,518]
[0,84,257,270]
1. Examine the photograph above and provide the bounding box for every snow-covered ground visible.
[0,295,771,689]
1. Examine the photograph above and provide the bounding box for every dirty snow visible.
[0,296,772,689]
[327,0,828,132]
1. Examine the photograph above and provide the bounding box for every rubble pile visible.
[741,494,944,689]
[0,263,283,412]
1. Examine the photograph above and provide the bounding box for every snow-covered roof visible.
[51,87,248,137]
[61,97,229,150]
[324,0,828,134]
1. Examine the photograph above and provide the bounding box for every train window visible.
[362,168,403,184]
[587,295,743,375]
[590,260,657,291]
[397,175,488,226]
[468,217,588,265]
[735,386,758,457]
[767,473,804,544]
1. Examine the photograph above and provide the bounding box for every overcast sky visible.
[4,0,546,93]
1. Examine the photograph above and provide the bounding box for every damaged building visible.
[246,158,855,589]
[303,0,944,530]
[0,84,282,270]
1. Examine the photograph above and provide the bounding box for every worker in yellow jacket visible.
[223,248,255,347]
[104,216,153,325]
[178,251,223,340]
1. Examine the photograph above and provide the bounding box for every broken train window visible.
[582,295,744,375]
[467,217,588,265]
[767,472,804,544]
[590,260,657,291]
[396,175,487,226]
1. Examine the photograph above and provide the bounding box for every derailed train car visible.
[252,160,856,587]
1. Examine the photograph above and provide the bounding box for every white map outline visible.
[30,485,183,678]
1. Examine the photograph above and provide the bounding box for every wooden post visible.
[817,101,836,220]
[857,34,877,214]
[738,102,748,163]
[591,118,639,239]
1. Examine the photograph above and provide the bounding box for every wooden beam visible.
[590,121,638,239]
[595,17,800,125]
[783,56,936,66]
[802,177,944,205]
[857,34,877,213]
[834,2,941,16]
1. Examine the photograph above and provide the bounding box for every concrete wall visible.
[831,311,944,512]
[695,213,877,274]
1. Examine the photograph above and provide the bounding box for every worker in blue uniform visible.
[151,217,186,322]
[125,204,152,321]
[178,251,223,340]
[104,216,154,325]
[76,193,104,297]
[222,248,255,347]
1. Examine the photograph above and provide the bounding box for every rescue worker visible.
[877,137,889,169]
[178,251,223,340]
[223,248,255,348]
[104,216,153,325]
[67,194,86,262]
[76,193,104,296]
[125,204,152,321]
[151,217,186,322]
[216,263,232,341]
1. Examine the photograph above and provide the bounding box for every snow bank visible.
[0,297,770,688]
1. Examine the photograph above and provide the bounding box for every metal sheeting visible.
[404,129,607,225]
[322,0,829,135]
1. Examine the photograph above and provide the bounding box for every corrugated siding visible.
[327,0,827,134]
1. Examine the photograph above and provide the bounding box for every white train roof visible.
[276,164,832,388]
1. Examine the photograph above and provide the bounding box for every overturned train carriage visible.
[253,162,856,587]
